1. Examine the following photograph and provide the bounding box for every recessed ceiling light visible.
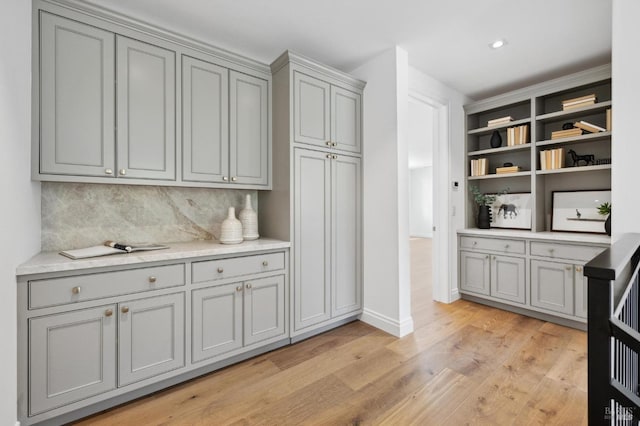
[490,39,507,49]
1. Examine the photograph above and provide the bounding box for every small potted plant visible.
[469,185,505,229]
[598,202,611,236]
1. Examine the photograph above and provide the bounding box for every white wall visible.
[410,167,433,238]
[611,0,640,238]
[408,66,469,302]
[0,1,41,424]
[351,47,413,337]
[408,99,434,169]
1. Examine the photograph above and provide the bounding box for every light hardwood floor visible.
[75,238,587,425]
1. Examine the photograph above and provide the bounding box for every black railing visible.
[586,233,640,425]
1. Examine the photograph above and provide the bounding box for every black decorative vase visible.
[490,130,502,148]
[605,215,611,236]
[477,205,492,229]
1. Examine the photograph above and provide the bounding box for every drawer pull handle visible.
[575,266,583,272]
[236,286,243,292]
[505,244,510,249]
[246,283,252,289]
[71,286,81,295]
[473,241,477,246]
[119,169,126,176]
[262,261,269,267]
[217,267,224,273]
[326,141,332,146]
[549,248,555,254]
[565,266,572,271]
[332,142,337,147]
[222,176,228,181]
[105,309,113,317]
[485,255,489,259]
[105,168,113,175]
[121,306,130,314]
[326,154,332,159]
[148,276,157,283]
[231,177,237,182]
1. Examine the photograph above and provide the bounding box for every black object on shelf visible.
[490,130,502,148]
[477,206,492,229]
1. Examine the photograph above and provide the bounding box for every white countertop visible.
[457,228,611,245]
[17,239,291,276]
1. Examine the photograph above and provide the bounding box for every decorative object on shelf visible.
[567,149,595,167]
[219,207,243,244]
[239,194,259,240]
[489,193,532,230]
[595,158,612,165]
[490,130,502,148]
[598,202,611,236]
[562,122,574,130]
[469,185,508,229]
[551,190,611,234]
[503,162,513,167]
[540,148,565,170]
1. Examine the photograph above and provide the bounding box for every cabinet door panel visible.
[294,72,330,147]
[331,86,361,153]
[332,155,362,316]
[531,260,574,315]
[574,265,588,319]
[490,255,525,304]
[460,251,490,295]
[29,305,116,415]
[192,283,243,362]
[230,71,269,185]
[182,56,228,183]
[39,12,115,177]
[294,149,331,330]
[118,293,184,386]
[116,36,175,180]
[244,275,286,346]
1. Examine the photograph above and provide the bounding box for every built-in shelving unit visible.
[464,65,612,231]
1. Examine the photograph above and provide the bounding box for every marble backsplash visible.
[41,182,257,251]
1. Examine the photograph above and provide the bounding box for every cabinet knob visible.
[262,260,268,267]
[492,256,496,260]
[332,142,337,147]
[332,154,337,159]
[217,267,224,273]
[326,141,332,146]
[222,176,228,181]
[119,169,126,176]
[473,241,478,246]
[326,154,332,159]
[236,286,243,292]
[246,283,252,289]
[485,255,489,259]
[105,309,113,317]
[575,266,583,272]
[505,244,510,250]
[148,276,157,283]
[105,168,113,175]
[565,266,572,271]
[549,248,555,254]
[231,177,237,182]
[71,286,81,295]
[121,306,130,314]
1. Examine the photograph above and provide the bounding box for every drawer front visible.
[192,252,285,284]
[29,264,185,309]
[530,241,606,262]
[460,236,525,255]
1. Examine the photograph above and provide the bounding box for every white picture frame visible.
[551,190,611,234]
[489,193,532,230]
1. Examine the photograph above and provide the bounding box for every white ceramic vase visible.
[219,207,243,244]
[239,194,259,240]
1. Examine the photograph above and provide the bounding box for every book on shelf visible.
[561,94,597,111]
[563,100,595,111]
[551,128,583,139]
[496,165,521,174]
[606,108,612,131]
[470,158,488,176]
[487,116,513,127]
[539,148,565,170]
[574,120,606,133]
[507,124,529,146]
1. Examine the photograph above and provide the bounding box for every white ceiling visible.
[84,0,612,99]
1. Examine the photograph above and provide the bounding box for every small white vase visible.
[239,194,259,240]
[219,207,243,244]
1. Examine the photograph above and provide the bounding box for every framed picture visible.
[551,190,611,234]
[489,193,532,230]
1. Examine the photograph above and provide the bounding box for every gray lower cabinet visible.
[490,255,526,304]
[574,265,588,319]
[293,148,362,332]
[39,12,115,177]
[191,275,286,362]
[29,305,117,415]
[531,260,574,315]
[460,251,490,296]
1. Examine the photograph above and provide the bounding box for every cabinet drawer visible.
[192,252,285,284]
[29,264,185,309]
[530,241,606,262]
[460,236,525,255]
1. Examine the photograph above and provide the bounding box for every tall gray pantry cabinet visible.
[260,51,365,340]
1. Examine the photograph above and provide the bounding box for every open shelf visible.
[468,143,531,157]
[467,118,531,136]
[536,164,611,175]
[468,171,531,180]
[536,101,612,123]
[536,131,611,148]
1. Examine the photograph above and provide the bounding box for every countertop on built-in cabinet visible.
[458,228,611,245]
[16,238,291,276]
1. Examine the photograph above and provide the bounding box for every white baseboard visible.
[450,287,461,302]
[360,308,414,337]
[16,421,21,426]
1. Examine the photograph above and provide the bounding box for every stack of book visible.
[496,165,520,174]
[540,148,565,170]
[487,116,513,127]
[562,94,596,111]
[470,158,489,176]
[551,128,583,139]
[606,108,612,131]
[506,124,529,146]
[574,120,606,133]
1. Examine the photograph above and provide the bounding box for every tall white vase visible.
[219,207,243,244]
[239,194,259,240]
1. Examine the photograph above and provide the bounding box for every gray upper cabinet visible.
[182,56,229,183]
[229,71,269,186]
[39,12,115,177]
[293,71,361,154]
[116,36,176,180]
